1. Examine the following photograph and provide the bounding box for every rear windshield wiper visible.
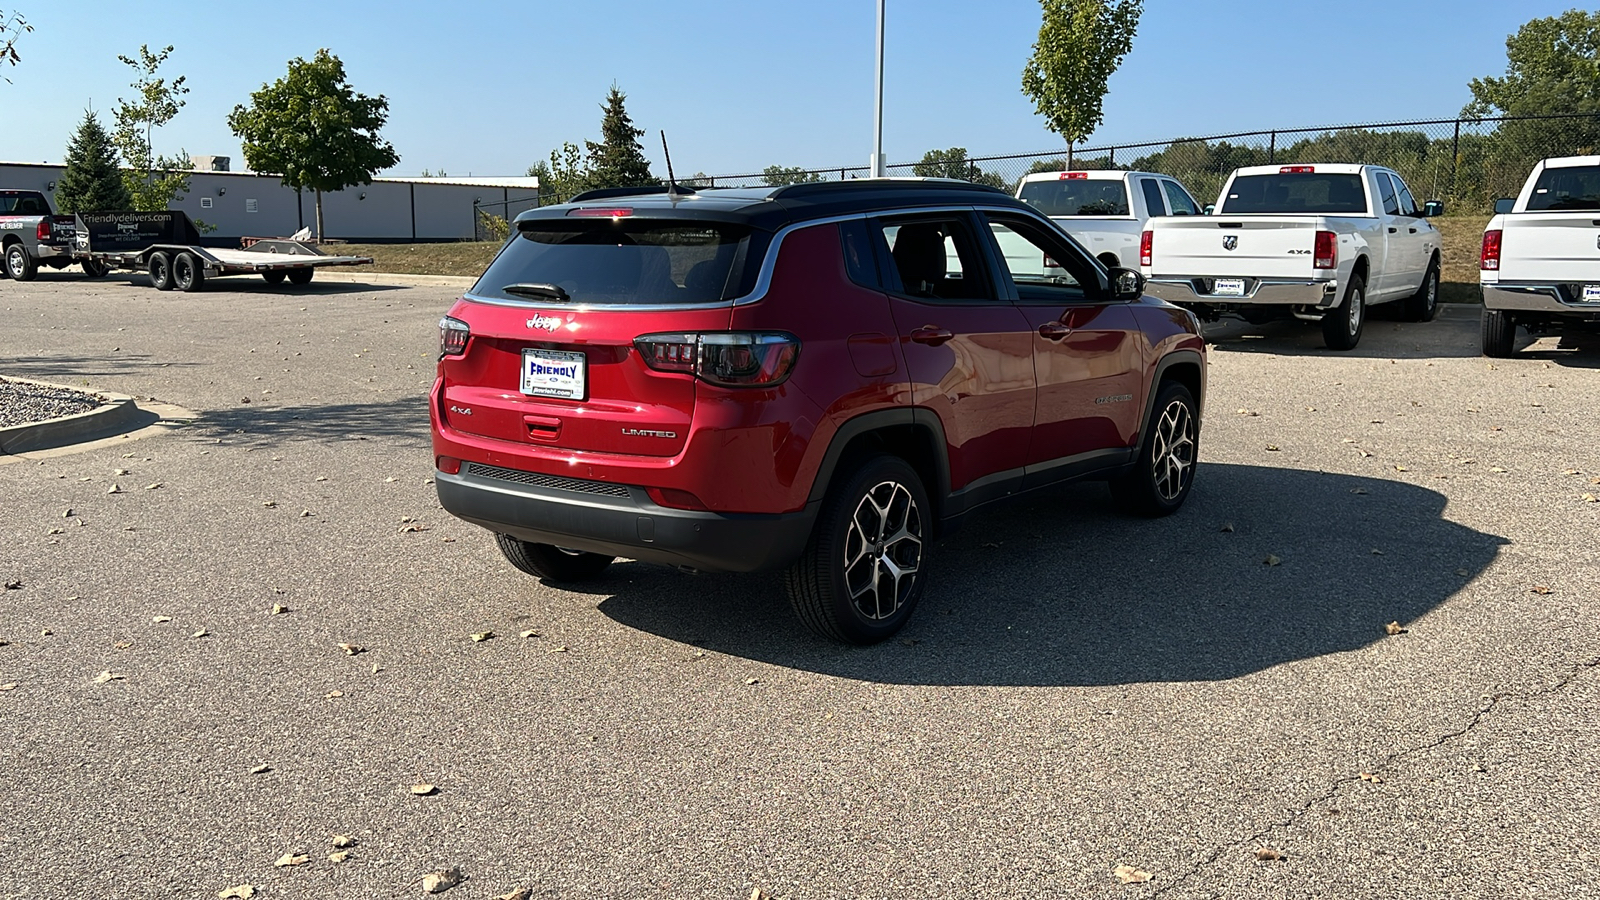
[501,282,571,302]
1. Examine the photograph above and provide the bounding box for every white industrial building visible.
[0,158,539,243]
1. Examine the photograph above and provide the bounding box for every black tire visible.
[287,267,314,285]
[1110,380,1199,517]
[173,252,206,292]
[262,270,286,285]
[5,243,37,282]
[1321,273,1366,350]
[494,534,614,581]
[1399,260,1440,322]
[148,252,173,291]
[81,258,109,278]
[1481,308,1516,358]
[784,454,931,645]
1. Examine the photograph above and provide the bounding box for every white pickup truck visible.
[1141,164,1444,350]
[1479,155,1600,357]
[1014,169,1205,269]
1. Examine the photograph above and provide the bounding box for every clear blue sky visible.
[0,0,1578,178]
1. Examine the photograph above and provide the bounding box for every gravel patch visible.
[0,377,102,428]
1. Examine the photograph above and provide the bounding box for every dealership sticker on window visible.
[521,348,587,400]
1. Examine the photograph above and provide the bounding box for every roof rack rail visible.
[768,178,1007,200]
[567,184,698,203]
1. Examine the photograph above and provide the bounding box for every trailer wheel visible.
[287,267,314,286]
[173,252,206,292]
[81,258,109,278]
[262,271,286,285]
[5,244,37,282]
[148,252,174,291]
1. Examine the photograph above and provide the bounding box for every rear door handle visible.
[909,326,954,346]
[1388,227,1398,234]
[1038,322,1072,341]
[1409,227,1418,233]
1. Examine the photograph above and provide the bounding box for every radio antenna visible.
[660,130,679,199]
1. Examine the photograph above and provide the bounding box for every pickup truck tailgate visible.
[1149,217,1317,279]
[1500,213,1600,283]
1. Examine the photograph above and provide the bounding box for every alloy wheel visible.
[843,480,923,621]
[1348,288,1363,335]
[1150,398,1196,502]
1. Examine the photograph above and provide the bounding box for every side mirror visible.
[1422,200,1445,218]
[1203,204,1216,215]
[1493,198,1515,215]
[1108,266,1145,301]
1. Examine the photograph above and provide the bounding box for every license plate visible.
[1583,284,1600,301]
[1213,278,1246,297]
[520,348,586,400]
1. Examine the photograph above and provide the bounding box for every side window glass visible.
[877,217,995,302]
[1162,181,1201,216]
[1139,178,1167,217]
[984,215,1095,304]
[1376,173,1400,216]
[839,219,880,289]
[1394,179,1420,217]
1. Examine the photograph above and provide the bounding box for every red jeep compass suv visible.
[432,180,1206,643]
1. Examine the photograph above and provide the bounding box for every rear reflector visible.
[567,207,634,217]
[1481,229,1502,271]
[1280,166,1315,174]
[1060,172,1088,180]
[646,487,709,511]
[436,456,462,475]
[1140,230,1153,267]
[1314,231,1337,269]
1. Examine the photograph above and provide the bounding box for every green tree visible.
[228,49,400,241]
[55,110,131,214]
[584,85,654,189]
[1,7,31,82]
[528,142,589,205]
[761,164,824,186]
[1021,0,1143,152]
[112,44,192,211]
[913,147,1007,189]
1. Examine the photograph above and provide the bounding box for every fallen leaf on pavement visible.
[145,483,162,490]
[328,850,350,863]
[325,690,343,699]
[519,630,540,639]
[1394,465,1409,472]
[1113,864,1153,884]
[1219,523,1234,533]
[1264,555,1281,566]
[744,677,760,685]
[1236,408,1258,416]
[495,889,532,900]
[114,641,132,650]
[114,468,129,476]
[1266,444,1280,452]
[470,631,494,642]
[217,886,255,900]
[299,509,314,517]
[1359,772,1383,783]
[152,616,171,624]
[3,580,21,590]
[0,683,17,691]
[422,867,462,893]
[338,643,363,655]
[262,501,277,508]
[271,604,288,615]
[1358,449,1373,458]
[192,629,209,639]
[1253,847,1286,861]
[551,645,569,653]
[1584,494,1599,503]
[1531,585,1554,595]
[273,853,309,867]
[92,670,124,684]
[249,765,270,775]
[1385,621,1407,635]
[107,484,122,494]
[1350,487,1368,495]
[410,784,437,796]
[332,835,355,848]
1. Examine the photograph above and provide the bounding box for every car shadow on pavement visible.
[21,271,407,295]
[591,462,1507,687]
[1204,303,1482,360]
[188,395,432,447]
[5,354,205,382]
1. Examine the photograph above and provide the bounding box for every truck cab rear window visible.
[1527,166,1600,211]
[472,220,755,305]
[1220,174,1367,215]
[0,192,50,215]
[1018,180,1129,217]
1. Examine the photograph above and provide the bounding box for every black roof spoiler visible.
[567,184,699,203]
[768,179,1008,200]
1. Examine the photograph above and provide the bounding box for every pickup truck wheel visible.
[173,252,207,292]
[262,271,286,285]
[1481,308,1516,358]
[5,244,37,282]
[1400,262,1440,322]
[1110,381,1199,517]
[784,454,929,645]
[81,258,108,278]
[1321,274,1366,350]
[147,252,174,291]
[494,534,614,581]
[287,267,314,285]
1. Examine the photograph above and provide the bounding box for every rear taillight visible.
[1481,229,1502,271]
[36,220,51,241]
[1139,230,1153,267]
[635,332,800,388]
[438,316,470,356]
[1313,231,1337,269]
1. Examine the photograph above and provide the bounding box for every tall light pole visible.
[870,0,886,178]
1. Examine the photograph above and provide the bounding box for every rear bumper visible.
[1482,282,1600,314]
[436,465,819,574]
[34,243,74,261]
[1145,277,1338,307]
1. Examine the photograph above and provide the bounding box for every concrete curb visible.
[0,379,150,455]
[313,271,477,288]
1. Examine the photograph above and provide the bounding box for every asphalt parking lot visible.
[2,274,1597,900]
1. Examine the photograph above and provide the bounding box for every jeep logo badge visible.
[1222,235,1238,251]
[526,314,562,332]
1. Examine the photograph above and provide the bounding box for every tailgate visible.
[1149,217,1318,279]
[1500,213,1600,283]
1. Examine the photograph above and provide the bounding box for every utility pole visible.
[870,0,886,178]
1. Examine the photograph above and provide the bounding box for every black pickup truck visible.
[0,190,95,281]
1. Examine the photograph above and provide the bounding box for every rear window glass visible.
[1018,179,1129,217]
[472,219,755,305]
[1219,174,1367,214]
[1527,165,1600,211]
[0,192,49,215]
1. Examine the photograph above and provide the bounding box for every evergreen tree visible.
[584,85,654,189]
[56,110,132,214]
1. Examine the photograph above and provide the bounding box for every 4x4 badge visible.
[1222,235,1238,251]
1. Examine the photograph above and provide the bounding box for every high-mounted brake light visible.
[635,332,800,388]
[36,220,51,241]
[1481,229,1502,271]
[1140,230,1153,267]
[567,207,634,218]
[1280,166,1316,174]
[1060,172,1088,180]
[1313,231,1337,269]
[438,315,470,356]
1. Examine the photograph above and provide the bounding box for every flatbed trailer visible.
[72,211,372,291]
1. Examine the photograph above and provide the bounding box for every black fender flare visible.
[805,407,951,508]
[1141,349,1206,431]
